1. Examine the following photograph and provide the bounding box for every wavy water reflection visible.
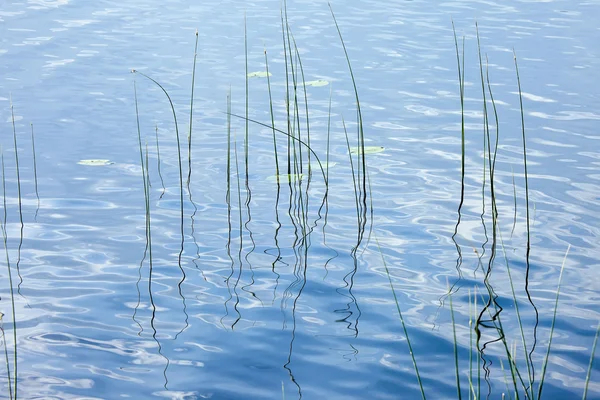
[1,0,600,399]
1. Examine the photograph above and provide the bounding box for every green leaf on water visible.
[267,173,305,183]
[304,79,329,87]
[78,159,114,166]
[350,146,384,155]
[247,71,272,78]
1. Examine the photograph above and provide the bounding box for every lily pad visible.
[304,79,329,87]
[350,146,384,155]
[267,173,305,183]
[78,159,114,166]
[247,71,272,78]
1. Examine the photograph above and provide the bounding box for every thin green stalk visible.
[376,236,425,400]
[511,166,517,239]
[281,2,292,177]
[244,13,250,186]
[326,86,332,195]
[10,96,24,296]
[484,47,533,397]
[1,150,16,400]
[264,48,279,178]
[449,284,463,400]
[329,4,367,248]
[155,125,166,198]
[342,118,361,246]
[30,123,40,220]
[514,50,539,380]
[583,320,600,400]
[452,20,466,219]
[132,70,186,280]
[469,289,474,400]
[187,30,199,187]
[0,322,12,400]
[289,30,311,182]
[537,244,570,399]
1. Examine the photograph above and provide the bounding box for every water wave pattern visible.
[0,0,599,399]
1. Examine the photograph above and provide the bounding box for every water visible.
[1,0,599,399]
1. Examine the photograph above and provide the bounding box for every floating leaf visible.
[304,79,329,87]
[267,173,305,183]
[350,146,384,155]
[247,71,272,78]
[78,159,114,166]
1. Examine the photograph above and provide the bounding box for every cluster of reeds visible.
[1,96,40,400]
[127,4,600,400]
[129,1,371,391]
[379,23,600,400]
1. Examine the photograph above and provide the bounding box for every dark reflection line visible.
[474,28,505,397]
[10,98,25,296]
[132,80,147,336]
[239,16,261,308]
[133,238,147,336]
[358,164,375,258]
[144,145,170,390]
[268,181,283,305]
[436,25,465,330]
[281,166,303,331]
[30,123,40,221]
[486,53,536,395]
[173,29,200,338]
[283,81,307,396]
[283,252,305,400]
[231,136,244,330]
[473,277,529,398]
[334,255,361,338]
[241,164,260,304]
[222,91,235,328]
[189,190,206,281]
[316,181,337,282]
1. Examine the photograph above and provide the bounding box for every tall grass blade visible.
[155,125,166,199]
[449,282,463,400]
[132,70,187,308]
[450,20,466,291]
[1,150,17,400]
[582,320,600,400]
[132,79,148,335]
[264,48,279,178]
[537,244,570,399]
[514,50,540,380]
[376,237,425,399]
[30,123,40,221]
[187,29,199,187]
[9,96,24,296]
[329,4,367,249]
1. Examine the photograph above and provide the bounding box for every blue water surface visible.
[1,0,599,399]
